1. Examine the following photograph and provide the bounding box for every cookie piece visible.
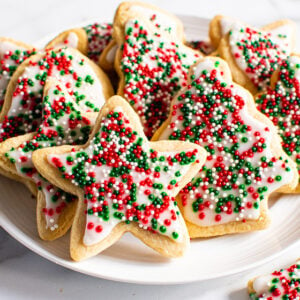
[0,38,36,112]
[248,259,300,299]
[46,22,113,63]
[113,1,201,138]
[256,54,300,193]
[0,47,113,144]
[32,95,206,261]
[0,79,98,240]
[153,56,298,238]
[186,40,214,55]
[210,15,296,94]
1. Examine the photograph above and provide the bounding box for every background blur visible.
[3,0,300,44]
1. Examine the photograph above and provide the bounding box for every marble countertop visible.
[1,0,300,299]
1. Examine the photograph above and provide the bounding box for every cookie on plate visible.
[210,15,296,94]
[32,95,206,261]
[248,259,300,300]
[0,79,98,240]
[153,56,298,238]
[0,47,113,192]
[113,1,201,138]
[46,22,113,63]
[256,54,300,193]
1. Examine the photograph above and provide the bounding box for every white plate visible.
[0,15,299,285]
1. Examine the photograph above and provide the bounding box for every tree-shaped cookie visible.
[0,47,113,181]
[153,57,298,238]
[32,96,206,260]
[210,15,296,94]
[248,259,300,299]
[256,54,300,193]
[114,1,201,138]
[0,80,97,240]
[46,22,113,63]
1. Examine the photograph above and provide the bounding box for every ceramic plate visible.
[0,15,299,285]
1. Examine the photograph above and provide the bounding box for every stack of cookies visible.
[0,3,299,296]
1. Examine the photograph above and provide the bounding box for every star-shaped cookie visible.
[114,1,201,138]
[255,54,300,193]
[0,79,97,240]
[210,15,296,94]
[32,96,206,260]
[153,56,298,238]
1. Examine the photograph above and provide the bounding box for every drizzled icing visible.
[6,83,96,230]
[120,15,199,138]
[256,55,300,182]
[250,260,300,300]
[158,58,293,226]
[225,22,292,91]
[49,106,200,245]
[0,40,36,111]
[0,47,105,143]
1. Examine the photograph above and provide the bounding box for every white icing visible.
[0,47,105,138]
[106,44,117,63]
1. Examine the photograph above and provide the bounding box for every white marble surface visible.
[0,0,300,299]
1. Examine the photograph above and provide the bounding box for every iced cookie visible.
[153,56,298,238]
[0,47,112,143]
[32,96,206,260]
[210,15,296,94]
[0,38,36,112]
[0,80,98,240]
[256,54,300,193]
[113,1,201,138]
[46,22,113,63]
[248,259,300,300]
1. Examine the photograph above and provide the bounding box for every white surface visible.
[0,0,300,298]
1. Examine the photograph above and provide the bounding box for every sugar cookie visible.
[153,56,298,238]
[32,95,206,260]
